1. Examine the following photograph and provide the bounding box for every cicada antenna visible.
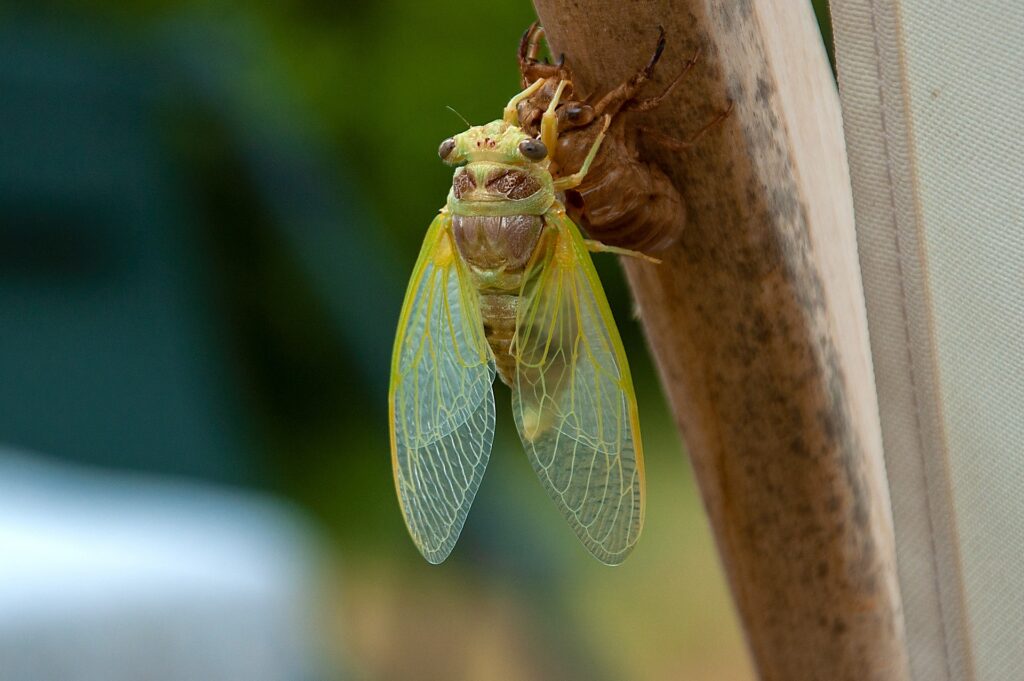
[445,105,472,128]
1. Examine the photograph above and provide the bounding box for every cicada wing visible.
[389,212,496,564]
[512,212,645,565]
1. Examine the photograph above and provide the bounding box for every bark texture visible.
[529,1,911,679]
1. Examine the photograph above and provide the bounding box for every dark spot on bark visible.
[852,495,869,528]
[771,187,798,224]
[861,572,877,594]
[756,76,773,105]
[751,308,772,344]
[729,77,746,104]
[718,3,736,31]
[818,408,839,443]
[745,185,760,211]
[858,536,878,580]
[832,617,848,635]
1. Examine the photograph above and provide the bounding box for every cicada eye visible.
[564,104,595,127]
[438,137,456,161]
[518,138,548,161]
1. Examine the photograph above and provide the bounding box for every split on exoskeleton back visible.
[503,75,614,196]
[513,22,732,254]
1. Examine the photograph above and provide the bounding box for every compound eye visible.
[564,104,595,127]
[438,137,456,161]
[518,138,548,161]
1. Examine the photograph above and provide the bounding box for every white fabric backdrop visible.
[832,2,1024,680]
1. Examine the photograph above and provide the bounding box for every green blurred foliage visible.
[812,0,835,70]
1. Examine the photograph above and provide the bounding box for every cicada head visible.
[438,120,548,167]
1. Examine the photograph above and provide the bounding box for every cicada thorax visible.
[448,162,551,387]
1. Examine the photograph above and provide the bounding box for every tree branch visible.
[530,1,911,679]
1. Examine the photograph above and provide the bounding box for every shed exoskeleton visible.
[515,23,730,253]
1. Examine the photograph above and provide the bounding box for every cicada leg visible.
[623,46,701,113]
[518,22,565,87]
[579,26,672,121]
[521,22,545,63]
[552,114,611,191]
[504,78,547,125]
[540,80,568,152]
[583,239,661,264]
[639,99,734,150]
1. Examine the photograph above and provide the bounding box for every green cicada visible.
[389,79,654,565]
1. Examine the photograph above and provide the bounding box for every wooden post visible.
[529,1,911,679]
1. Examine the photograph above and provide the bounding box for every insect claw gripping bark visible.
[623,46,701,114]
[519,22,570,87]
[639,25,666,80]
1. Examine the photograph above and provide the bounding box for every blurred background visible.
[0,1,832,679]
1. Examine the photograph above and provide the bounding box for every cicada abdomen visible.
[448,164,546,386]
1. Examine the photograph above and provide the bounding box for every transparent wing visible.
[389,212,495,564]
[512,211,645,565]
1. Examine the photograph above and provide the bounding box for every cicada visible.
[389,78,655,565]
